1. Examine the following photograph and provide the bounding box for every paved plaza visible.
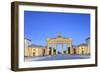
[25,54,90,61]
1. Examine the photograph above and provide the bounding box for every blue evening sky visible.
[24,11,90,48]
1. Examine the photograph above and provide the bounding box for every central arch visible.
[46,34,73,55]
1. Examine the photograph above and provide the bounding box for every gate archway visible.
[46,34,73,55]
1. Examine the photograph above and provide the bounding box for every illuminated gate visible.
[46,34,73,55]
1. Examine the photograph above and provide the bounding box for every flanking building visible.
[25,44,45,57]
[76,37,90,55]
[25,44,56,57]
[66,37,90,55]
[76,43,89,55]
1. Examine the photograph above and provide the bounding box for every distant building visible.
[86,37,90,46]
[24,38,32,56]
[86,37,90,55]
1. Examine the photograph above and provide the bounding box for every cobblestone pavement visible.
[25,54,90,61]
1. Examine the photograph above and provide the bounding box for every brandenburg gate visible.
[46,34,73,55]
